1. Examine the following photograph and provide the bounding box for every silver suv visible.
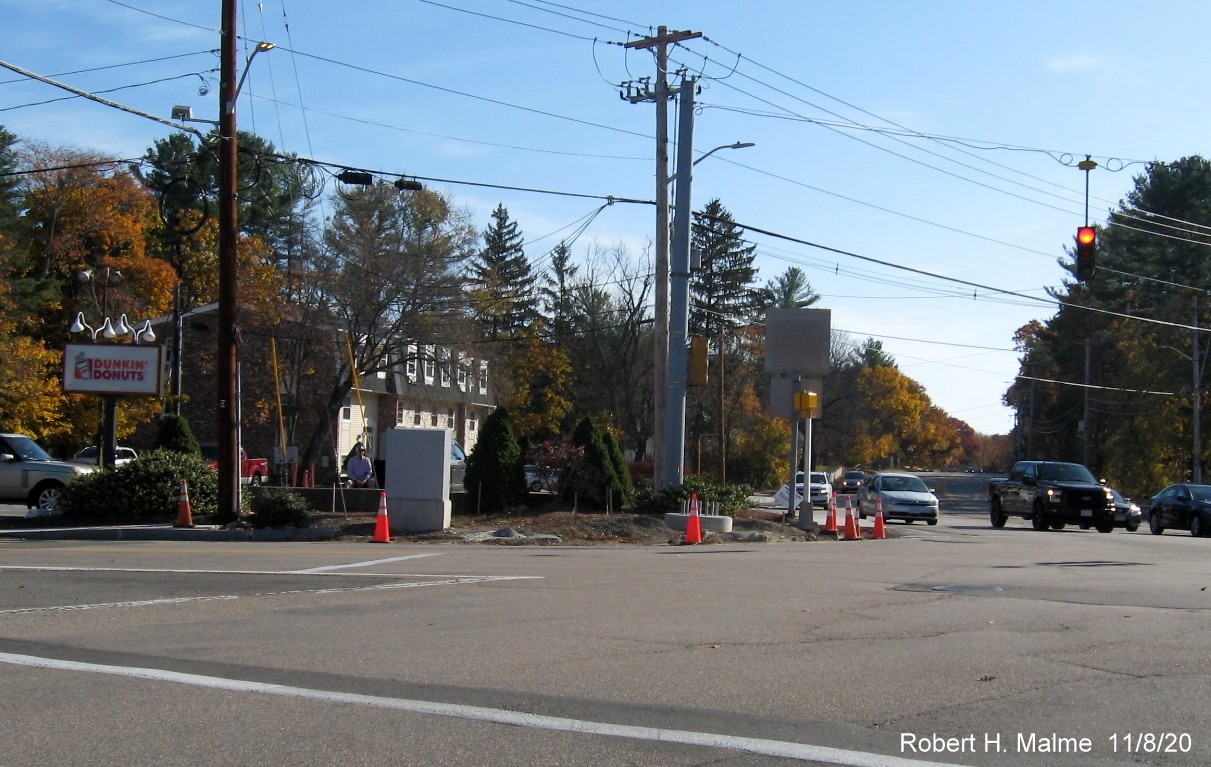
[0,433,95,516]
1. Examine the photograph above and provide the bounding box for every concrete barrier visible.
[663,512,733,534]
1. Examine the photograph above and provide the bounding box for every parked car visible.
[1108,488,1142,532]
[449,440,466,493]
[858,472,939,525]
[794,471,832,508]
[837,470,866,498]
[524,464,558,493]
[69,445,139,467]
[1147,483,1211,536]
[0,432,96,515]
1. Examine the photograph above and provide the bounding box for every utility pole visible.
[217,0,241,522]
[623,27,700,489]
[1083,336,1091,466]
[663,75,697,489]
[1194,296,1202,483]
[718,324,726,484]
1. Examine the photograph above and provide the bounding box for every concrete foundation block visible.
[663,512,733,533]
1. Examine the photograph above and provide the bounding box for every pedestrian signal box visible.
[795,390,818,417]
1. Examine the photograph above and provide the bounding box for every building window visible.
[424,347,435,383]
[469,414,478,432]
[396,401,406,426]
[447,408,455,428]
[478,362,488,393]
[406,344,417,381]
[342,397,351,421]
[439,348,452,387]
[413,410,422,426]
[430,412,439,428]
[457,356,468,389]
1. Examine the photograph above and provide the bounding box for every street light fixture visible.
[170,42,274,128]
[694,141,754,166]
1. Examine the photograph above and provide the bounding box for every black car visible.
[838,470,866,496]
[1108,488,1142,532]
[1148,483,1211,537]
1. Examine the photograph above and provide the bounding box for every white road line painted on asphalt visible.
[0,565,536,581]
[289,552,444,573]
[0,651,971,767]
[0,576,539,615]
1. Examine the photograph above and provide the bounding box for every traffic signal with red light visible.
[1075,226,1096,282]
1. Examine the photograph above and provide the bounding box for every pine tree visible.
[766,266,820,309]
[690,198,765,336]
[464,406,526,512]
[539,240,578,343]
[571,416,618,508]
[468,204,538,340]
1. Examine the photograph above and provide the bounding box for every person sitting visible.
[346,444,376,488]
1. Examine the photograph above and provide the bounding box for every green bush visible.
[245,486,313,528]
[465,407,525,513]
[155,414,202,455]
[631,475,754,517]
[58,449,218,524]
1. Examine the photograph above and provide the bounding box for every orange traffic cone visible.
[872,498,887,539]
[371,491,393,543]
[843,497,861,540]
[823,495,838,533]
[174,479,195,528]
[685,493,703,544]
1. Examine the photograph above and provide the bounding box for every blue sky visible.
[3,1,1208,435]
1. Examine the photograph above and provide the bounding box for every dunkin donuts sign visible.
[63,343,162,396]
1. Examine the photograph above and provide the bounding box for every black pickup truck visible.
[988,460,1117,533]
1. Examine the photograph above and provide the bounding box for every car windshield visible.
[845,471,864,480]
[3,435,54,462]
[882,475,928,493]
[1036,463,1097,483]
[810,473,828,484]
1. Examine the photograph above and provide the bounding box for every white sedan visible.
[857,472,939,525]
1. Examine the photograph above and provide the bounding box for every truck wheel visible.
[249,472,264,487]
[1031,502,1049,531]
[1050,521,1066,530]
[990,498,1007,528]
[1096,521,1114,533]
[1149,514,1165,535]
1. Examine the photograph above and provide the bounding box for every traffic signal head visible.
[1075,226,1096,282]
[794,390,819,417]
[688,336,708,386]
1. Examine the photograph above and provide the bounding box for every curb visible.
[0,524,340,542]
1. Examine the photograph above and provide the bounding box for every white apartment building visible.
[337,342,494,460]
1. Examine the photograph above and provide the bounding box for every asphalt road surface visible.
[2,473,1208,766]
